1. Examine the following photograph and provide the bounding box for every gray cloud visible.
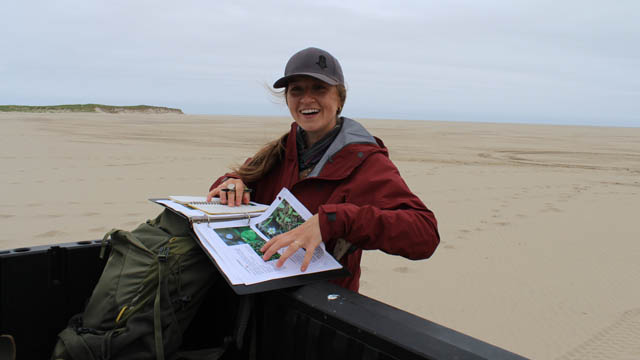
[1,0,638,126]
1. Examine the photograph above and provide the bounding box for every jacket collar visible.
[309,117,377,177]
[286,117,383,179]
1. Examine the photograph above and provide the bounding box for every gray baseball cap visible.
[273,47,344,88]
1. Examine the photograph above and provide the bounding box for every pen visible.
[221,188,253,194]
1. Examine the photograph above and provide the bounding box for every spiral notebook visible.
[168,195,268,215]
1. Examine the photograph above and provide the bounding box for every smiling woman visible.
[207,47,440,292]
[285,77,343,145]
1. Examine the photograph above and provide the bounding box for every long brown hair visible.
[232,132,288,183]
[234,84,347,183]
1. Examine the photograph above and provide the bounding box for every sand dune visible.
[1,112,639,359]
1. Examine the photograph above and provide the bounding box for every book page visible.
[193,222,247,285]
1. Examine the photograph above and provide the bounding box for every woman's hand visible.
[260,214,322,272]
[206,178,250,206]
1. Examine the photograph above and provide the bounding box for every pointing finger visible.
[261,234,285,260]
[276,241,301,268]
[300,246,316,272]
[206,189,216,202]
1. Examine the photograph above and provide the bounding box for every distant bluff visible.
[0,104,184,114]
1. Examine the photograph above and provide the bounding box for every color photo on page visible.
[213,226,280,260]
[255,200,305,239]
[251,188,312,241]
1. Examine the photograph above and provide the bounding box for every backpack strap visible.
[154,246,171,360]
[100,229,117,259]
[101,228,155,260]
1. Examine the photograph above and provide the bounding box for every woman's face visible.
[286,76,341,145]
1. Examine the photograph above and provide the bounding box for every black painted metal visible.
[0,241,106,359]
[0,242,528,359]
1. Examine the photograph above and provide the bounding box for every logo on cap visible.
[316,55,327,70]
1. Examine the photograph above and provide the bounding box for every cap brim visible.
[273,72,340,88]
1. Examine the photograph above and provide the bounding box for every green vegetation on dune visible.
[0,104,183,114]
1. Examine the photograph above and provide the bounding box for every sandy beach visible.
[1,112,639,359]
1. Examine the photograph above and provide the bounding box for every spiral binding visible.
[189,200,222,205]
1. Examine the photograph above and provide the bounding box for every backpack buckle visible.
[158,247,170,262]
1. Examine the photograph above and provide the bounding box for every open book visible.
[151,188,345,293]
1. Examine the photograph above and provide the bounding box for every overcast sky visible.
[2,0,639,126]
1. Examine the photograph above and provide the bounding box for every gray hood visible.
[307,117,377,177]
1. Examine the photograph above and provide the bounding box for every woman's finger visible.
[219,186,228,204]
[208,179,249,206]
[226,187,235,206]
[232,181,244,206]
[206,189,218,202]
[276,240,302,268]
[224,180,244,207]
[261,234,280,260]
[300,244,318,272]
[261,215,322,268]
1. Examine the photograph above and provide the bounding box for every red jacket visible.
[210,118,439,292]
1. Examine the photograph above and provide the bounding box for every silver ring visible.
[226,183,236,190]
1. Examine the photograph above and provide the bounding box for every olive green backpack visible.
[51,209,219,360]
